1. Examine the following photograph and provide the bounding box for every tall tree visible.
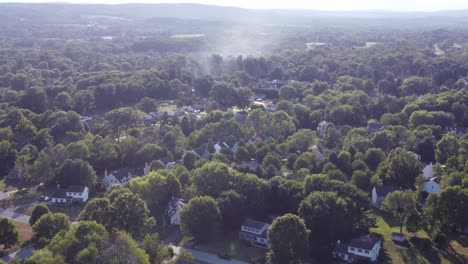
[382,190,417,234]
[0,217,19,250]
[180,196,220,242]
[267,214,310,264]
[29,204,51,226]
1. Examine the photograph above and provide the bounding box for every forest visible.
[0,3,467,264]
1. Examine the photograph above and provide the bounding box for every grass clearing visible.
[180,231,265,262]
[370,210,467,264]
[0,220,32,257]
[49,203,86,221]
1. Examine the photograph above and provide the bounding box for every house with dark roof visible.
[192,147,210,160]
[157,158,176,170]
[367,123,385,134]
[239,219,270,248]
[166,197,187,225]
[333,234,382,263]
[103,168,134,188]
[371,185,397,208]
[51,185,89,204]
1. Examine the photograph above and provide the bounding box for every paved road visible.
[170,245,249,264]
[0,207,30,223]
[1,246,35,262]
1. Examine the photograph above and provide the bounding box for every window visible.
[349,247,355,251]
[365,250,369,254]
[358,249,363,253]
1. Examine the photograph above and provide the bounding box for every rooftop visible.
[242,218,268,230]
[349,234,381,250]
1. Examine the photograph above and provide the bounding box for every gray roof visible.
[242,219,267,230]
[66,185,87,193]
[110,168,132,181]
[349,234,381,250]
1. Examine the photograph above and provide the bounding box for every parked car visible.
[38,196,50,202]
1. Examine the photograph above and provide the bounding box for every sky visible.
[0,0,467,12]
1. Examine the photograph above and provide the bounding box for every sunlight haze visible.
[0,0,467,12]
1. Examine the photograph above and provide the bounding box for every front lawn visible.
[180,231,266,262]
[370,210,467,264]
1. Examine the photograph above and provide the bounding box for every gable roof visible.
[168,198,187,217]
[349,234,381,250]
[242,219,267,230]
[66,185,87,193]
[193,147,208,157]
[109,168,132,181]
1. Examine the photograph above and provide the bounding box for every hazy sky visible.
[0,0,467,12]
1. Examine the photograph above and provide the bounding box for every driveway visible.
[170,245,249,264]
[0,208,30,223]
[1,246,35,262]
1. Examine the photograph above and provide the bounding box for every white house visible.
[103,168,134,188]
[157,158,176,170]
[422,177,441,194]
[317,121,330,138]
[239,219,270,248]
[266,104,276,112]
[371,185,397,208]
[51,185,89,204]
[167,197,187,225]
[422,163,434,179]
[333,234,382,263]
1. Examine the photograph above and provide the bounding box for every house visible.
[391,232,406,243]
[422,163,434,179]
[333,234,382,263]
[254,94,266,101]
[422,177,441,194]
[103,168,134,188]
[51,185,89,204]
[266,104,276,112]
[317,121,330,138]
[193,147,210,160]
[413,153,422,162]
[444,126,468,138]
[239,219,270,248]
[214,142,239,154]
[167,197,187,225]
[367,123,385,134]
[371,185,397,208]
[237,159,259,171]
[157,158,176,170]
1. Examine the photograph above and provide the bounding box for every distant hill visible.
[0,3,467,27]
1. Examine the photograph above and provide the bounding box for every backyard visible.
[370,210,468,264]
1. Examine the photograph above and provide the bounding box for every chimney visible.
[104,170,108,177]
[337,240,340,245]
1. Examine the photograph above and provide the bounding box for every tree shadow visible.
[409,237,442,264]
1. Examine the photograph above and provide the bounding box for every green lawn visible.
[180,231,266,262]
[0,220,32,257]
[370,210,467,264]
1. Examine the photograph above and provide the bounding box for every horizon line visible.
[0,1,467,13]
